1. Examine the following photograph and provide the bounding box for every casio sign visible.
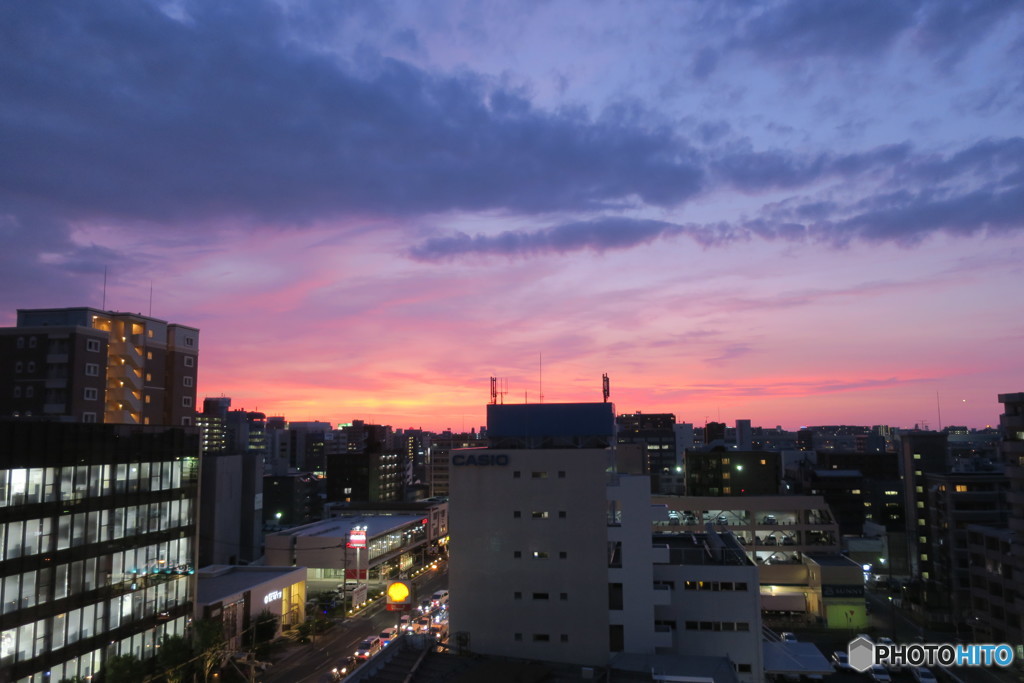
[452,453,509,466]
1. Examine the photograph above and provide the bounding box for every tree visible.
[100,654,146,683]
[192,618,226,682]
[250,610,279,646]
[155,634,195,683]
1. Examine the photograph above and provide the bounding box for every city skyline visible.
[3,2,1023,432]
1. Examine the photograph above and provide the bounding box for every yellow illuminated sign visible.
[387,581,411,603]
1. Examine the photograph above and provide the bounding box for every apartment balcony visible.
[653,584,672,606]
[45,378,67,389]
[652,624,674,648]
[651,544,670,564]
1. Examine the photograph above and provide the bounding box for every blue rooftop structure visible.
[486,402,616,449]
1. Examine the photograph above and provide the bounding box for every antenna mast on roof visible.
[489,377,508,405]
[102,266,108,310]
[602,373,610,403]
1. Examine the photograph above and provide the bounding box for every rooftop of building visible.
[803,553,862,568]
[809,468,864,478]
[654,531,753,566]
[197,565,306,604]
[267,514,426,540]
[344,634,742,683]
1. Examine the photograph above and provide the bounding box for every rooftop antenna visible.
[602,373,610,403]
[490,377,508,405]
[102,266,108,310]
[148,281,153,317]
[936,391,943,431]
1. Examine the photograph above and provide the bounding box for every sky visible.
[2,0,1023,432]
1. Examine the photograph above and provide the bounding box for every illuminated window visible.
[885,490,898,496]
[147,351,153,360]
[955,485,967,492]
[915,486,923,493]
[532,551,548,559]
[760,459,767,465]
[851,489,861,494]
[913,453,921,460]
[531,511,548,519]
[722,458,730,465]
[917,502,924,508]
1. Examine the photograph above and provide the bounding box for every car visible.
[717,514,729,525]
[869,665,891,683]
[430,589,449,608]
[876,638,899,670]
[354,636,381,660]
[763,514,777,524]
[400,614,413,632]
[429,621,448,641]
[379,627,399,646]
[831,651,851,671]
[780,632,798,642]
[330,655,358,680]
[912,667,937,683]
[414,617,431,634]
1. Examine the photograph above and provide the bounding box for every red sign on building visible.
[347,529,366,549]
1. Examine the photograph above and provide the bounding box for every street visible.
[263,564,449,683]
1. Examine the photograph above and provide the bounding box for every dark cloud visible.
[737,0,920,60]
[0,1,705,229]
[408,217,695,260]
[734,0,1022,68]
[713,142,912,192]
[413,137,1024,258]
[913,0,1021,71]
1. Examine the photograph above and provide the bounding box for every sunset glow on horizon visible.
[3,2,1022,433]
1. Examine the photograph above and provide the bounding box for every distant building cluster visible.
[0,305,1021,682]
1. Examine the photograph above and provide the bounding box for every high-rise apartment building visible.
[0,308,198,426]
[0,421,199,683]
